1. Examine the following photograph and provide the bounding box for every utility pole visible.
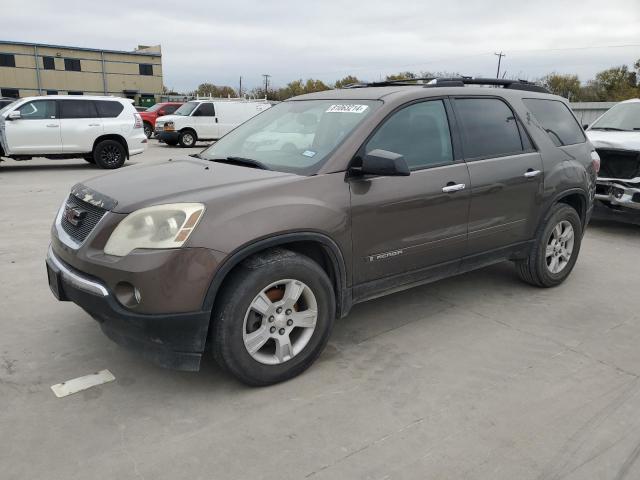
[494,52,506,79]
[262,74,271,97]
[239,76,242,97]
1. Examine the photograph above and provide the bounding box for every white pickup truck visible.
[155,98,271,147]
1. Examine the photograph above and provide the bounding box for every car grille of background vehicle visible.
[60,195,107,243]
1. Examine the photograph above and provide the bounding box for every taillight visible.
[590,150,601,174]
[133,113,143,129]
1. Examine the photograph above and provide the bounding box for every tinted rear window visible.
[523,99,585,147]
[455,98,525,158]
[95,101,124,118]
[59,100,98,119]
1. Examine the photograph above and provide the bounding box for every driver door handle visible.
[524,169,541,178]
[442,183,466,193]
[46,124,58,128]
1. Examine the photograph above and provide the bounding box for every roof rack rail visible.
[342,76,549,93]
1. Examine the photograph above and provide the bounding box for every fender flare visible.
[541,187,590,230]
[202,231,350,317]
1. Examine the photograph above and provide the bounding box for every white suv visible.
[155,99,271,147]
[0,96,147,169]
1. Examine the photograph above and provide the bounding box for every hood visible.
[155,114,181,124]
[78,157,294,213]
[586,130,640,152]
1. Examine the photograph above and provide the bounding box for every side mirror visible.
[7,110,21,120]
[583,124,589,130]
[355,149,410,177]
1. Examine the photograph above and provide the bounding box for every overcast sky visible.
[2,0,639,91]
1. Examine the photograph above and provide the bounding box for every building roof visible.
[0,40,161,57]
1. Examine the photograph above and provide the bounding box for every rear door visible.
[59,100,103,153]
[5,99,61,154]
[452,96,543,257]
[192,102,218,139]
[350,98,470,287]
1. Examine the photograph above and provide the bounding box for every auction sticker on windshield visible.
[326,104,369,113]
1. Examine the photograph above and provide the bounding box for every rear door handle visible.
[88,123,101,127]
[442,183,466,193]
[46,124,58,128]
[524,169,541,178]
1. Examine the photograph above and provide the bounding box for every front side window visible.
[194,103,215,117]
[589,102,640,132]
[201,100,380,175]
[365,100,453,170]
[523,98,585,146]
[59,100,98,119]
[455,98,525,159]
[173,102,199,116]
[18,100,56,119]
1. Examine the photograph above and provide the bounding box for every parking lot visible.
[1,141,640,479]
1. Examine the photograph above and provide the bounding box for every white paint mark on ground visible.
[50,369,115,398]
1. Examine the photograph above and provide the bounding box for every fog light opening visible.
[115,282,141,308]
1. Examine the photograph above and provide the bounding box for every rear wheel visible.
[178,130,197,148]
[211,249,335,386]
[143,122,153,139]
[516,203,582,287]
[93,140,126,169]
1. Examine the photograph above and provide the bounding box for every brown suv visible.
[46,78,597,385]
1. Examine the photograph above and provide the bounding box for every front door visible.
[5,100,61,154]
[350,99,470,288]
[452,97,544,255]
[192,102,218,139]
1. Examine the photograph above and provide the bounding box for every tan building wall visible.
[0,41,163,105]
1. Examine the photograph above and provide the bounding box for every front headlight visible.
[104,203,205,256]
[163,121,175,131]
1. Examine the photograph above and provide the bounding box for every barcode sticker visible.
[325,104,369,114]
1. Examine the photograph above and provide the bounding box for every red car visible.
[139,102,183,138]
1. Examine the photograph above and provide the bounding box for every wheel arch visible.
[179,127,198,139]
[203,232,350,319]
[93,134,129,159]
[553,189,588,228]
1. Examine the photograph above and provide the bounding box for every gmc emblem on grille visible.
[63,205,87,227]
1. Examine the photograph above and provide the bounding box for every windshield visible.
[145,103,163,112]
[590,102,640,131]
[0,100,19,116]
[173,102,199,116]
[200,100,380,174]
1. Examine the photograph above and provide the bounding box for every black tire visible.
[93,140,126,169]
[211,249,335,386]
[143,122,153,139]
[178,130,197,148]
[516,203,582,287]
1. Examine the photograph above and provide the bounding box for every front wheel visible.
[178,130,197,148]
[143,122,153,139]
[516,203,582,287]
[211,249,335,386]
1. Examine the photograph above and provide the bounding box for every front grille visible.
[60,194,107,243]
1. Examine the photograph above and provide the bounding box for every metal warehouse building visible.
[0,40,163,107]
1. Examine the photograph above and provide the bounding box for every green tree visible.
[334,75,360,88]
[588,66,638,101]
[195,83,237,98]
[540,73,581,100]
[304,79,330,93]
[385,71,418,81]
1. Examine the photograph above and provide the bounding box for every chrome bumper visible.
[46,246,108,297]
[595,177,640,211]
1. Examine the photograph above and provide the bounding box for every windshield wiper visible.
[590,127,626,131]
[210,156,271,170]
[189,153,202,159]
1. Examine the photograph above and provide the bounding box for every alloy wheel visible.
[100,144,122,167]
[242,279,318,365]
[545,220,575,274]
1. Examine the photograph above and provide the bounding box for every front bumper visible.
[595,177,640,211]
[156,131,179,143]
[46,246,211,371]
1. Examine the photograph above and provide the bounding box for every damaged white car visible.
[586,99,640,216]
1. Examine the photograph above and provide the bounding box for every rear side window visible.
[95,101,124,118]
[18,100,56,119]
[366,100,453,170]
[523,99,586,146]
[59,100,98,119]
[455,98,525,159]
[194,103,215,117]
